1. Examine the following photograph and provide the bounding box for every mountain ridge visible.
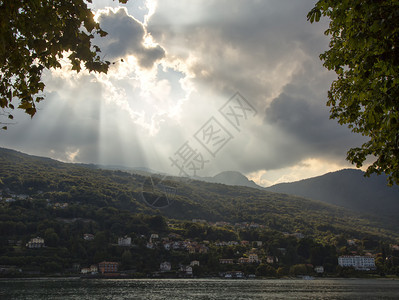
[1,147,398,241]
[197,171,262,190]
[266,168,399,219]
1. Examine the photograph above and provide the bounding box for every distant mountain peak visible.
[198,171,262,190]
[266,168,399,219]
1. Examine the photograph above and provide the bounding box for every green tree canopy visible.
[0,0,127,128]
[308,0,399,185]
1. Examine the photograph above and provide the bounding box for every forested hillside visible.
[1,148,399,277]
[0,147,398,241]
[266,169,399,220]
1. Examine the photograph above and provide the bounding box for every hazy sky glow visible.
[1,0,368,186]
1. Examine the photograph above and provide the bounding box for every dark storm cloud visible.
[97,8,165,68]
[0,1,367,183]
[265,91,365,157]
[148,0,329,109]
[146,0,363,175]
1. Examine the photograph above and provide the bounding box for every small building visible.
[98,261,119,274]
[26,237,45,248]
[241,240,250,246]
[238,257,250,264]
[266,256,278,264]
[168,233,181,239]
[83,234,94,241]
[347,239,356,246]
[249,223,260,229]
[160,261,172,272]
[163,242,172,250]
[277,248,287,255]
[219,258,234,264]
[214,221,230,227]
[173,241,183,250]
[248,253,261,263]
[81,265,98,275]
[190,260,200,267]
[118,236,132,246]
[150,233,159,241]
[232,271,245,278]
[391,245,399,251]
[198,245,208,254]
[187,245,196,254]
[187,244,208,254]
[89,264,98,273]
[338,256,376,271]
[179,265,193,276]
[192,219,207,224]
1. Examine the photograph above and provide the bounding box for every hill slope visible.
[198,171,262,189]
[0,147,398,242]
[266,169,399,219]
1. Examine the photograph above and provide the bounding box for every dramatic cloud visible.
[96,7,165,68]
[0,1,368,186]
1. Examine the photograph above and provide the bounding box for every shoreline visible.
[1,275,398,281]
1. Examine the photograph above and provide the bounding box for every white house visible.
[180,265,193,275]
[347,239,356,246]
[163,242,172,250]
[81,265,98,275]
[266,256,278,264]
[118,236,132,246]
[338,255,376,270]
[248,253,261,263]
[26,237,45,248]
[83,233,94,241]
[190,260,200,267]
[160,261,171,271]
[89,264,98,273]
[150,234,159,242]
[255,241,263,247]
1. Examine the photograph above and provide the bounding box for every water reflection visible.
[1,278,399,299]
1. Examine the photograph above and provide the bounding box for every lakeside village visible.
[1,191,399,278]
[2,210,399,279]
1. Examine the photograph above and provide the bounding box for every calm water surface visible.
[1,278,399,299]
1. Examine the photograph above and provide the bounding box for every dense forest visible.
[0,148,398,277]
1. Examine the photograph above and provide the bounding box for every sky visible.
[1,0,368,187]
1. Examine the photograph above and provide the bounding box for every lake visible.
[1,278,399,299]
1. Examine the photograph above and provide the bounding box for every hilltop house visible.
[238,257,250,264]
[266,256,278,264]
[83,234,94,241]
[219,258,234,264]
[190,260,200,267]
[150,234,159,243]
[118,236,132,246]
[248,253,261,263]
[188,244,208,254]
[26,237,45,248]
